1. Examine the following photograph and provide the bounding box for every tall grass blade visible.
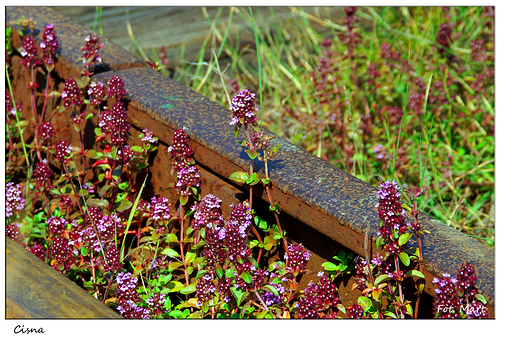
[120,174,148,261]
[249,7,263,125]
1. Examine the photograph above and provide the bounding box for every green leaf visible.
[322,262,338,272]
[475,294,487,305]
[405,270,425,279]
[385,311,398,318]
[179,194,189,205]
[80,247,89,256]
[405,303,414,316]
[130,145,143,153]
[337,304,346,314]
[374,274,390,286]
[180,283,197,295]
[49,188,61,196]
[85,149,101,159]
[229,171,249,183]
[185,251,196,264]
[261,178,271,185]
[225,266,235,279]
[358,296,372,309]
[245,148,258,160]
[241,271,252,284]
[216,266,224,279]
[230,287,249,306]
[399,252,410,266]
[333,251,352,264]
[246,172,260,185]
[269,202,281,214]
[99,184,112,197]
[262,235,277,250]
[110,146,118,160]
[254,216,268,230]
[271,143,279,156]
[159,274,173,284]
[402,203,412,213]
[263,284,279,296]
[195,269,207,280]
[162,248,180,258]
[116,199,133,212]
[165,233,179,243]
[86,198,109,208]
[398,233,413,247]
[168,261,183,271]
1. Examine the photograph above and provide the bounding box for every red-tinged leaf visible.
[179,194,189,205]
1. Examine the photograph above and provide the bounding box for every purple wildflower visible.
[61,77,83,109]
[6,182,26,217]
[107,75,126,100]
[87,81,106,105]
[230,89,258,128]
[40,23,60,66]
[191,194,225,230]
[21,35,41,68]
[80,35,104,65]
[285,243,311,274]
[39,121,56,142]
[54,140,74,163]
[175,166,201,197]
[149,196,171,222]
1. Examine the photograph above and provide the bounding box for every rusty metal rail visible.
[6,239,121,319]
[6,6,494,318]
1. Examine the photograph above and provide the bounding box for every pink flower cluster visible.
[40,23,60,66]
[6,182,25,217]
[230,89,258,128]
[61,77,83,109]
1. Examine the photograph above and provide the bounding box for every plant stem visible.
[243,125,264,263]
[6,67,31,170]
[62,162,86,221]
[29,68,43,162]
[412,199,425,319]
[38,70,52,128]
[7,123,13,171]
[364,229,383,319]
[263,158,288,257]
[393,255,405,318]
[178,203,190,286]
[108,144,125,212]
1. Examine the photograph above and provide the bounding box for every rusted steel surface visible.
[6,239,121,319]
[7,6,495,318]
